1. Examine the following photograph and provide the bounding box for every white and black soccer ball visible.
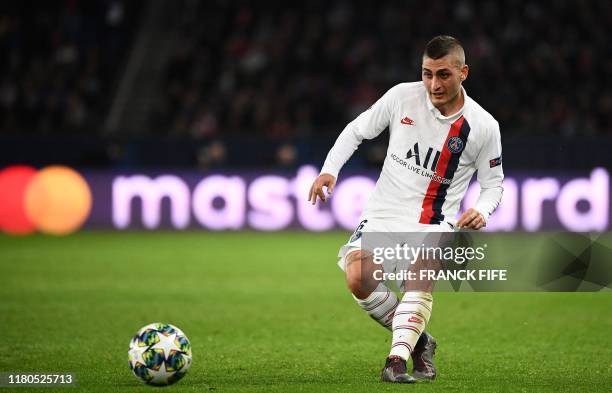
[128,322,192,386]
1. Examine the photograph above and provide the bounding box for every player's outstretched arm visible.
[312,85,398,205]
[308,173,336,205]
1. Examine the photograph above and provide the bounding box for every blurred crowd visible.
[1,0,611,160]
[0,0,139,135]
[156,0,612,139]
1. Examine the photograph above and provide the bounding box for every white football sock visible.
[354,283,399,330]
[389,291,433,360]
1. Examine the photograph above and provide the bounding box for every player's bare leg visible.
[345,250,380,299]
[345,250,399,329]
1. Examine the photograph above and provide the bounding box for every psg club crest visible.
[447,136,464,154]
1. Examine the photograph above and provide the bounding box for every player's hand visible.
[457,208,486,230]
[308,173,336,205]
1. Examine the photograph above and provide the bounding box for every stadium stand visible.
[1,0,611,169]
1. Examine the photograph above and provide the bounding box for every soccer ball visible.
[128,322,192,386]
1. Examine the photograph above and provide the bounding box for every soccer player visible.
[308,35,504,383]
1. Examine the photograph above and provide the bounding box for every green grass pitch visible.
[1,232,611,392]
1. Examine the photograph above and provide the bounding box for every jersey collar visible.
[425,85,469,122]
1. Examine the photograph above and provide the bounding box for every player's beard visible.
[431,86,462,114]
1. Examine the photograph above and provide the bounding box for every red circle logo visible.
[0,165,92,235]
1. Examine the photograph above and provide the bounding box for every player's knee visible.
[345,250,376,299]
[347,273,369,299]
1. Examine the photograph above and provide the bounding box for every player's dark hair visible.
[424,35,464,61]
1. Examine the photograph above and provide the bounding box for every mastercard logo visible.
[0,165,92,235]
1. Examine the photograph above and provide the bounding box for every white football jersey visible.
[321,82,504,226]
